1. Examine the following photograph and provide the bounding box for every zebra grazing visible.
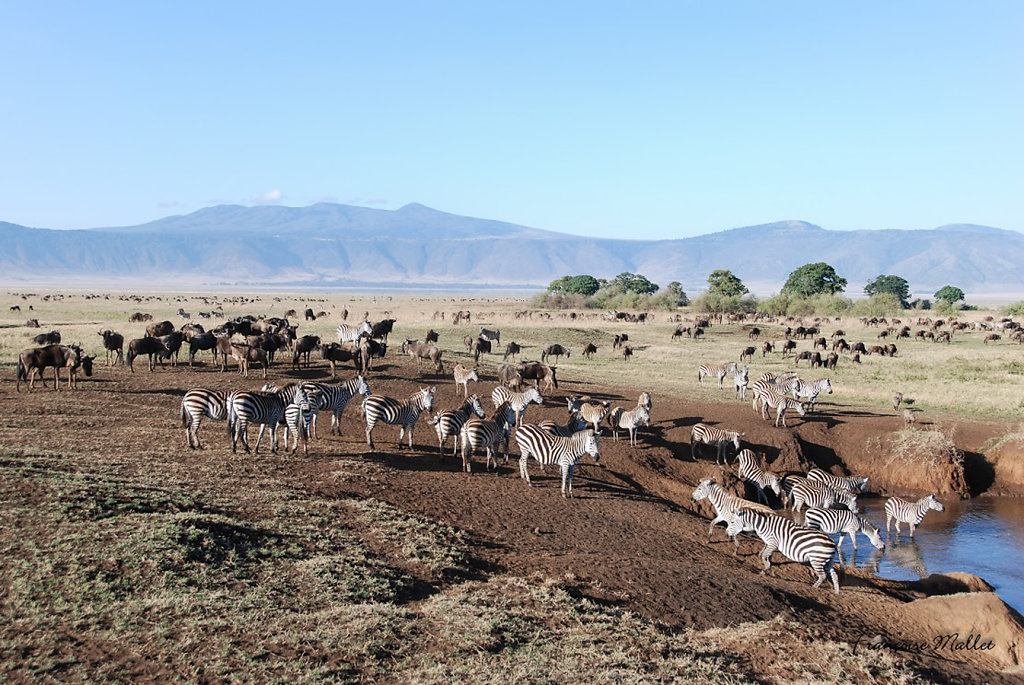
[282,387,317,456]
[337,320,372,343]
[690,422,743,464]
[430,394,486,456]
[789,480,858,516]
[515,424,600,498]
[227,389,290,454]
[362,387,436,450]
[754,387,806,427]
[303,376,372,437]
[885,494,945,538]
[807,467,868,494]
[606,404,650,446]
[452,364,479,398]
[804,507,885,551]
[735,449,782,505]
[460,402,516,472]
[697,361,737,389]
[727,510,840,594]
[567,396,611,433]
[791,378,833,411]
[690,479,775,552]
[733,364,749,399]
[180,388,227,450]
[491,385,544,426]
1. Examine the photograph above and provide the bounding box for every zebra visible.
[460,402,517,472]
[690,478,775,552]
[754,387,806,427]
[807,467,868,494]
[452,364,479,398]
[690,422,743,464]
[697,361,737,389]
[180,388,227,450]
[749,374,800,414]
[726,510,840,593]
[282,387,317,456]
[227,389,290,454]
[515,424,600,498]
[733,364,749,399]
[336,320,372,344]
[567,396,611,433]
[429,394,486,456]
[361,387,436,450]
[884,494,945,539]
[538,412,588,438]
[791,378,833,411]
[735,449,782,505]
[606,404,650,446]
[638,391,652,413]
[788,480,858,516]
[304,376,372,437]
[491,385,544,426]
[804,507,885,552]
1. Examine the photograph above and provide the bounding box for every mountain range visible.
[1,203,1022,296]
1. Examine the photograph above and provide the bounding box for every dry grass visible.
[884,428,965,469]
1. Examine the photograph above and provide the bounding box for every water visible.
[837,497,1024,613]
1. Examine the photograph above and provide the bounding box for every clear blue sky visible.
[1,2,1021,238]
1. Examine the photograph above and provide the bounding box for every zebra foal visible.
[515,424,600,498]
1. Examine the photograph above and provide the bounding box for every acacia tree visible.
[609,272,659,295]
[934,285,966,305]
[782,262,847,296]
[864,274,910,307]
[548,274,601,296]
[706,269,748,297]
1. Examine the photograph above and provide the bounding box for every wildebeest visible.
[304,308,316,321]
[359,336,387,371]
[322,342,363,376]
[851,342,867,355]
[810,352,824,368]
[748,327,761,340]
[471,337,492,362]
[671,326,690,341]
[984,333,1001,344]
[187,332,220,367]
[739,346,755,362]
[146,320,175,338]
[781,340,797,356]
[795,350,814,365]
[98,330,124,366]
[761,341,774,356]
[541,344,570,363]
[868,345,886,356]
[160,331,186,366]
[503,341,521,361]
[612,333,629,349]
[371,318,396,342]
[826,352,839,370]
[884,343,898,357]
[126,337,171,372]
[425,329,439,343]
[497,362,523,390]
[231,343,268,378]
[519,361,557,392]
[32,330,61,346]
[402,340,444,373]
[813,337,827,350]
[479,327,500,345]
[292,335,321,369]
[582,343,598,359]
[16,344,94,391]
[129,312,153,322]
[622,345,633,361]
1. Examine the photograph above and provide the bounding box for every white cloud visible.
[251,189,284,205]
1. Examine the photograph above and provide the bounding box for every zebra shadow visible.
[122,387,186,397]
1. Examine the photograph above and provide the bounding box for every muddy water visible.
[838,497,1024,613]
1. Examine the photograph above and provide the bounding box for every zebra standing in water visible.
[460,402,516,472]
[362,387,436,450]
[282,386,317,456]
[804,507,885,551]
[735,449,782,505]
[791,378,833,411]
[885,494,945,538]
[690,422,743,464]
[227,389,290,454]
[180,388,227,450]
[788,480,859,517]
[697,361,737,389]
[807,467,868,494]
[304,376,372,437]
[429,394,486,456]
[727,510,841,593]
[515,424,600,498]
[754,386,806,427]
[606,404,650,446]
[690,478,775,552]
[491,386,544,426]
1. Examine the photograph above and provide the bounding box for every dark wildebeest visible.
[305,308,316,321]
[868,345,886,356]
[748,327,761,340]
[810,352,824,368]
[582,343,598,359]
[813,337,827,351]
[230,343,268,378]
[826,352,839,370]
[146,320,175,338]
[519,361,557,392]
[781,339,797,356]
[129,312,152,323]
[160,331,186,366]
[16,344,94,392]
[503,341,521,361]
[671,326,690,341]
[541,344,570,363]
[187,332,220,367]
[479,327,500,345]
[371,318,396,342]
[471,337,491,362]
[126,337,171,372]
[32,331,61,345]
[402,339,444,373]
[425,329,439,343]
[693,328,705,340]
[622,345,633,361]
[795,350,814,365]
[292,335,321,369]
[739,346,755,362]
[613,333,628,349]
[851,341,868,355]
[359,336,387,371]
[984,333,1001,344]
[98,330,124,366]
[322,342,363,376]
[761,341,774,356]
[884,343,899,357]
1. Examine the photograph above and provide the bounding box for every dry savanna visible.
[2,290,1023,682]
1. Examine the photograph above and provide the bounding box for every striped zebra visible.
[452,364,479,398]
[336,320,372,344]
[791,378,833,411]
[735,449,782,505]
[180,388,227,450]
[697,361,737,389]
[690,478,776,552]
[690,422,743,464]
[491,385,544,426]
[429,394,486,456]
[754,386,806,427]
[804,507,885,551]
[789,479,858,515]
[606,404,650,446]
[733,364,749,399]
[460,402,517,472]
[807,467,868,494]
[567,396,611,433]
[638,391,652,412]
[303,376,372,437]
[884,494,944,538]
[726,510,840,593]
[227,389,290,454]
[515,424,600,498]
[282,387,317,456]
[362,387,436,450]
[538,412,589,438]
[749,374,800,414]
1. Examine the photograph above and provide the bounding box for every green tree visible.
[934,285,965,305]
[610,272,659,295]
[706,269,748,297]
[864,274,910,307]
[782,262,848,296]
[548,274,601,296]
